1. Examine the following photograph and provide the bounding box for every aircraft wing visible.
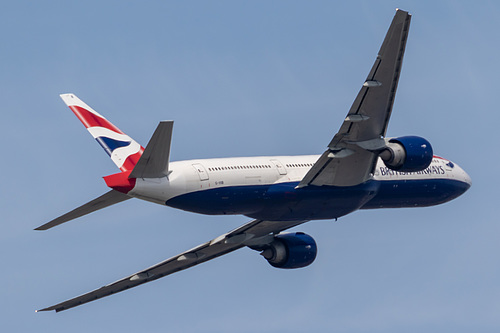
[37,219,306,312]
[297,9,411,188]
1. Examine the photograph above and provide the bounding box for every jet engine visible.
[379,136,433,172]
[258,232,317,269]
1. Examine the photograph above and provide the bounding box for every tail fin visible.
[129,121,174,179]
[60,93,144,172]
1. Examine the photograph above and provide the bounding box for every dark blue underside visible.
[166,179,469,221]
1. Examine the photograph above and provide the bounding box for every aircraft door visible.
[270,159,287,175]
[192,163,209,181]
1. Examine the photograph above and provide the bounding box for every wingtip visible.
[34,223,50,231]
[36,305,60,312]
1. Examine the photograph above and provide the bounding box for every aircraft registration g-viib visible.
[37,9,471,312]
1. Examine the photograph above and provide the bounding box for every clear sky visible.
[1,1,497,332]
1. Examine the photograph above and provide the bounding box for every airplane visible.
[36,9,471,312]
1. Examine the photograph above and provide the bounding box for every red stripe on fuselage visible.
[70,105,123,134]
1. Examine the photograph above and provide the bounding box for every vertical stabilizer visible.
[60,93,144,172]
[129,121,174,179]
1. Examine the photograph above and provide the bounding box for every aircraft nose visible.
[462,170,472,189]
[453,163,472,193]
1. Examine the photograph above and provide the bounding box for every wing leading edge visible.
[37,219,306,312]
[298,9,411,188]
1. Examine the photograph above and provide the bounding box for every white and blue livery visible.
[36,9,471,312]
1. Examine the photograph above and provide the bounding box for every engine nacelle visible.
[260,232,317,269]
[379,136,433,172]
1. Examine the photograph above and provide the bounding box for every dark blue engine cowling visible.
[261,232,317,269]
[382,136,433,172]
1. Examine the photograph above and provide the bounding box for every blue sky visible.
[1,1,498,332]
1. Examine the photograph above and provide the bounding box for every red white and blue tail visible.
[60,93,144,172]
[35,94,173,231]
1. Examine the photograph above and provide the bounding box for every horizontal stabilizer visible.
[35,190,131,230]
[129,121,173,179]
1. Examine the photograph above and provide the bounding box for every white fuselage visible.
[128,154,471,221]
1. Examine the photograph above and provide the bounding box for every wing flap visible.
[298,148,376,187]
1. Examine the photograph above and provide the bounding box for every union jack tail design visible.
[60,93,144,172]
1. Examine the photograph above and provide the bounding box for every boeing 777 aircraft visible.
[36,9,471,312]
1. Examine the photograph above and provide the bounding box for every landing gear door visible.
[270,159,287,175]
[192,163,209,181]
